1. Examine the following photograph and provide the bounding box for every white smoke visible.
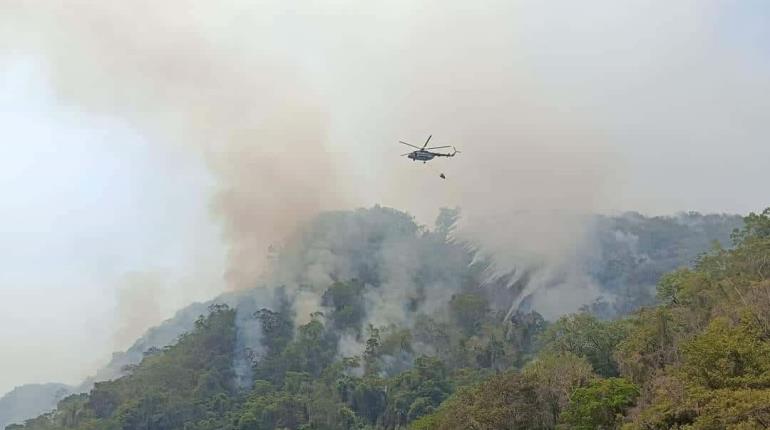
[2,0,768,395]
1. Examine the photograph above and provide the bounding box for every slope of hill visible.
[583,211,743,317]
[0,384,71,430]
[80,209,740,393]
[414,207,770,428]
[5,206,755,430]
[10,306,237,430]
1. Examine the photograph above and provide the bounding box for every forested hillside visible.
[8,207,764,430]
[415,208,770,429]
[9,306,238,430]
[80,208,740,391]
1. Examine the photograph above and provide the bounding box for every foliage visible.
[621,208,770,429]
[410,371,543,430]
[680,317,770,390]
[449,293,489,337]
[559,378,639,430]
[522,352,596,428]
[14,304,238,430]
[13,207,765,430]
[322,280,366,332]
[412,353,596,430]
[381,357,452,428]
[539,313,630,377]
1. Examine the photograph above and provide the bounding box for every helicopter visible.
[399,135,460,163]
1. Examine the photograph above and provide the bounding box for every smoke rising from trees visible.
[1,0,768,398]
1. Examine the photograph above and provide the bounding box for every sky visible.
[0,0,769,396]
[0,59,226,391]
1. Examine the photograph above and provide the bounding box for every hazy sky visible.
[0,59,226,391]
[1,0,768,396]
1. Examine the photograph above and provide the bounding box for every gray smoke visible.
[263,207,476,328]
[231,289,278,389]
[2,0,767,399]
[0,1,619,301]
[61,206,740,397]
[1,1,348,294]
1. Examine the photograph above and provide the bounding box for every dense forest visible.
[7,207,768,430]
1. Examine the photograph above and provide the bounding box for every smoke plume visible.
[2,0,767,395]
[0,1,624,295]
[1,0,347,292]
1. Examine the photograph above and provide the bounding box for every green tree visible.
[322,280,366,331]
[410,371,541,430]
[559,378,638,430]
[539,313,629,377]
[449,293,489,337]
[523,352,596,428]
[14,305,239,430]
[382,356,452,428]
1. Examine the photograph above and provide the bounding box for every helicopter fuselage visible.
[400,135,458,162]
[408,151,436,162]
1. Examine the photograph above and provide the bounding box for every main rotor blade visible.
[425,146,451,150]
[422,135,432,149]
[399,141,423,150]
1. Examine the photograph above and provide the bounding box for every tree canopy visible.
[9,207,766,430]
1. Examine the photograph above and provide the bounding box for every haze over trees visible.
[4,206,765,429]
[0,386,71,430]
